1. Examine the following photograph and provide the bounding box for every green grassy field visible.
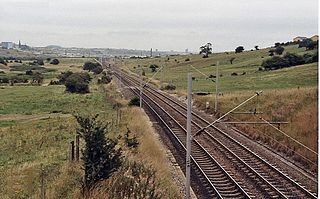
[121,45,318,93]
[0,57,180,198]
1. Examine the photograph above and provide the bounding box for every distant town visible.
[0,40,185,58]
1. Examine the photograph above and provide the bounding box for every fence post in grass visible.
[75,135,80,161]
[70,141,74,161]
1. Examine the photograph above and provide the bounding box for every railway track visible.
[112,67,318,199]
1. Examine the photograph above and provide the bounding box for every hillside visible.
[120,44,318,93]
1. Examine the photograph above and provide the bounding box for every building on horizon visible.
[1,42,14,49]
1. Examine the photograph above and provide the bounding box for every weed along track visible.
[112,67,317,199]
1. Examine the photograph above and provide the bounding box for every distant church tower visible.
[18,40,21,48]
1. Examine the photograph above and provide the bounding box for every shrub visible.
[75,115,122,192]
[231,72,238,76]
[283,53,305,66]
[97,74,112,84]
[235,46,244,53]
[26,70,33,75]
[149,64,158,72]
[37,59,44,65]
[65,73,90,93]
[46,58,51,62]
[83,61,101,72]
[129,96,140,106]
[0,76,9,83]
[124,128,139,149]
[32,72,44,85]
[50,59,60,65]
[160,84,176,90]
[275,46,285,55]
[0,58,7,65]
[185,58,190,61]
[262,56,289,70]
[92,66,103,74]
[58,71,74,84]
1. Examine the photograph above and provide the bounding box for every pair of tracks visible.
[113,68,317,199]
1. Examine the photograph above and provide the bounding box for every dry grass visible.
[79,107,181,198]
[194,87,318,170]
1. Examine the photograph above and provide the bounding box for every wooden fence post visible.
[70,141,74,161]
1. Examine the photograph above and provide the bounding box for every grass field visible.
[120,45,318,92]
[0,57,180,198]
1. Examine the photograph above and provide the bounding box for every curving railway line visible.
[112,67,318,199]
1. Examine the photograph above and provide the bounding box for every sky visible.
[0,0,318,52]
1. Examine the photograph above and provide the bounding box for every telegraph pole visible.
[215,61,219,113]
[186,73,192,199]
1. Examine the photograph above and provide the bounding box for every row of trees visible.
[262,52,318,70]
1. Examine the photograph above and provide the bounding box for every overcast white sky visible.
[0,0,318,52]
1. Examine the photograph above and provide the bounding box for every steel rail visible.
[114,72,250,199]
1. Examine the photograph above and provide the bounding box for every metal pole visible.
[75,135,80,161]
[140,67,143,108]
[215,61,219,113]
[186,73,192,199]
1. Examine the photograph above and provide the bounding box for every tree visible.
[268,49,275,56]
[37,59,44,65]
[50,58,60,65]
[274,42,281,47]
[199,43,212,58]
[0,58,7,65]
[229,57,235,64]
[92,66,103,74]
[75,115,122,192]
[262,56,289,70]
[32,72,44,85]
[58,71,74,84]
[83,61,101,72]
[275,46,285,55]
[283,53,305,66]
[254,45,259,50]
[65,73,90,93]
[235,46,244,53]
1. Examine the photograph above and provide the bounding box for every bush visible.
[0,76,9,83]
[25,70,33,75]
[231,72,238,76]
[37,59,44,65]
[97,74,112,84]
[58,71,74,84]
[283,53,305,66]
[32,72,44,85]
[75,115,122,192]
[185,58,190,61]
[83,61,101,72]
[92,66,103,74]
[262,56,289,70]
[65,73,90,93]
[0,58,7,65]
[275,46,284,55]
[128,96,140,106]
[160,84,176,90]
[50,58,60,65]
[235,46,244,53]
[149,64,159,72]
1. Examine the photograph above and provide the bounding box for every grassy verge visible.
[194,87,318,170]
